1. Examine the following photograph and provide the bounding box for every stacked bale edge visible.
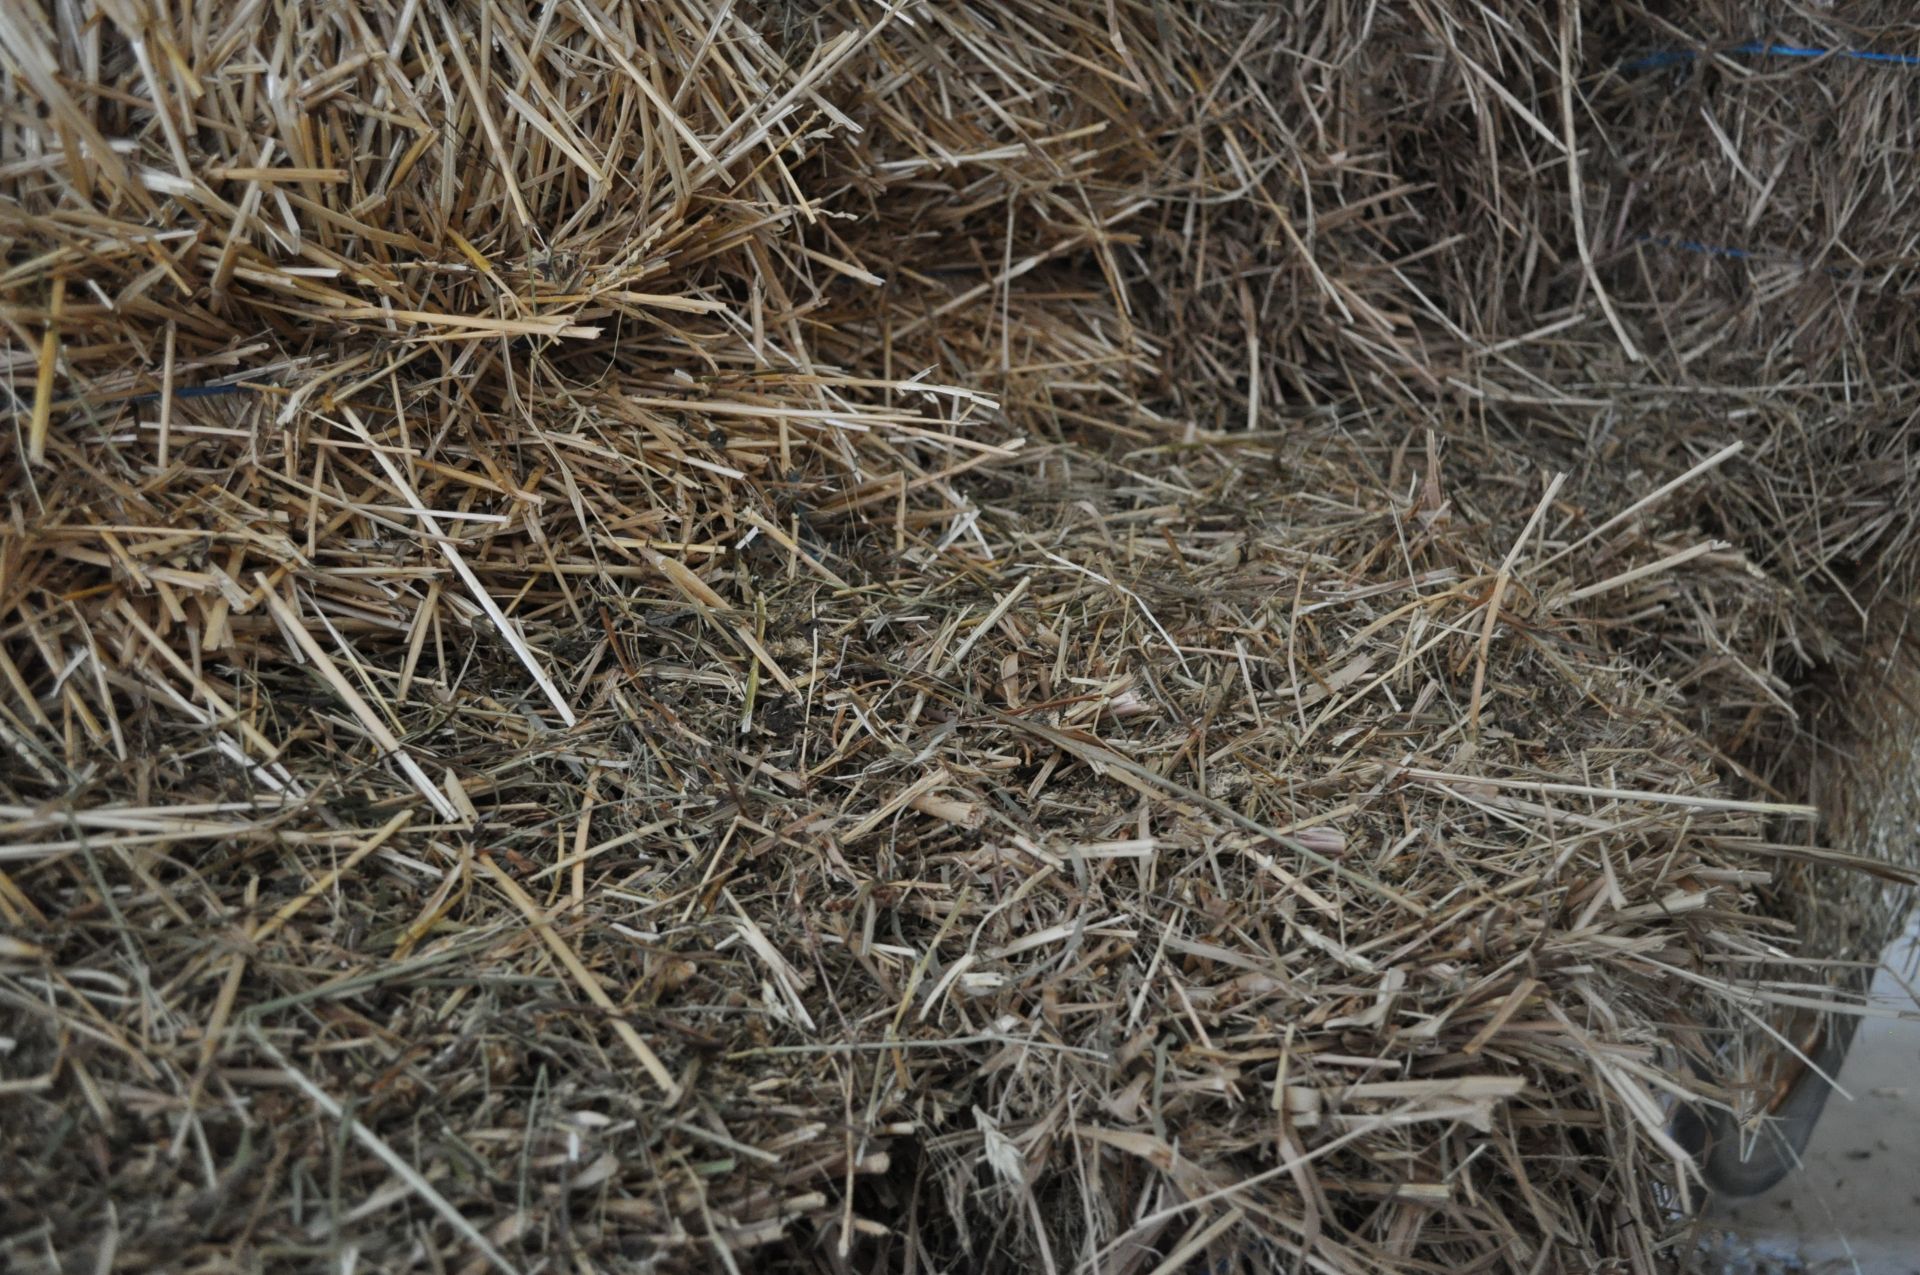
[2,2,1916,1271]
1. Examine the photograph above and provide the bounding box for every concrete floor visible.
[1701,920,1920,1274]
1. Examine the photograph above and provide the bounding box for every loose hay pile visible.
[3,2,1919,1271]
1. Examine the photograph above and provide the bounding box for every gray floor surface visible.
[1701,919,1920,1274]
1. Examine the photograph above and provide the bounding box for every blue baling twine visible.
[1620,43,1916,279]
[120,382,260,404]
[1632,235,1887,284]
[6,380,260,419]
[1636,235,1755,264]
[1624,40,1920,73]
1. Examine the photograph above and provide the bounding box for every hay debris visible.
[2,1,1918,1272]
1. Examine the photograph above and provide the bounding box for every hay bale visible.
[1,2,1914,1271]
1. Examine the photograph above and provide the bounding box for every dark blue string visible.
[1637,235,1754,264]
[1625,40,1920,73]
[121,382,260,405]
[6,380,261,418]
[1620,43,1917,274]
[1631,235,1901,287]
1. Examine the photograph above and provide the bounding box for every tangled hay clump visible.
[3,1,1919,1271]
